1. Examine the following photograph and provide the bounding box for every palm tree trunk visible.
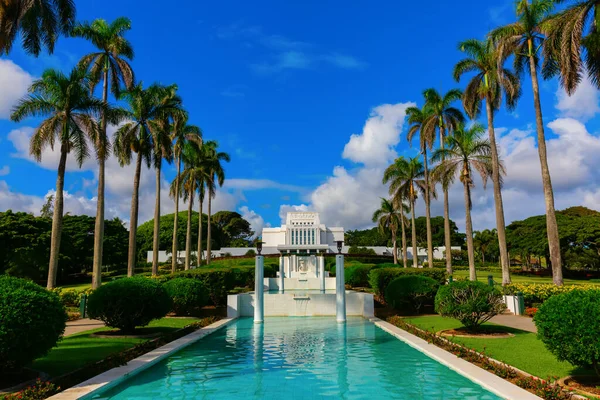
[485,95,511,285]
[529,54,563,286]
[206,193,212,265]
[423,148,434,268]
[171,157,181,274]
[185,183,194,270]
[411,200,418,268]
[127,152,143,277]
[47,145,68,289]
[392,229,398,265]
[463,181,476,281]
[92,68,109,289]
[401,213,408,268]
[152,160,161,276]
[197,193,203,268]
[440,125,453,276]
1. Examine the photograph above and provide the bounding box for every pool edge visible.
[47,318,237,400]
[369,317,541,400]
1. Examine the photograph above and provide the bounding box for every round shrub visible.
[435,281,505,331]
[534,289,600,375]
[385,275,439,313]
[87,277,171,333]
[0,276,67,372]
[163,278,210,316]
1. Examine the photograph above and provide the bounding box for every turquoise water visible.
[91,318,501,400]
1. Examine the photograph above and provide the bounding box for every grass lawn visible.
[452,269,600,286]
[402,315,590,380]
[31,317,198,377]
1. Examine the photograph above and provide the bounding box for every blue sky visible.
[1,0,600,236]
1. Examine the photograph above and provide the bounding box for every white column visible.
[336,254,346,323]
[254,255,264,324]
[279,255,285,293]
[319,255,325,292]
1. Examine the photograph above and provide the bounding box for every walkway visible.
[65,318,104,336]
[490,314,537,333]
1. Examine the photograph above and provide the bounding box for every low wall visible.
[227,291,374,318]
[264,277,336,291]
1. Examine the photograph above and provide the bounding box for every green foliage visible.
[51,287,93,308]
[1,380,60,400]
[0,276,67,372]
[435,281,505,331]
[245,249,256,257]
[534,289,600,375]
[162,278,210,316]
[385,275,440,313]
[347,246,377,255]
[368,267,447,299]
[345,263,380,287]
[87,278,171,333]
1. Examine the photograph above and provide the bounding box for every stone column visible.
[336,254,346,323]
[319,255,325,292]
[254,255,264,324]
[279,255,285,293]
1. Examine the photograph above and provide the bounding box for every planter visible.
[503,294,524,316]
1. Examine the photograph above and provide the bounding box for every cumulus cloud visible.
[0,59,34,119]
[556,75,600,121]
[238,206,265,238]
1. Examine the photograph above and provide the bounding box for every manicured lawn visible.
[451,269,600,286]
[31,317,198,377]
[59,282,93,290]
[402,315,590,380]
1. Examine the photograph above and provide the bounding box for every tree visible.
[406,105,436,268]
[212,211,254,246]
[454,38,521,285]
[422,88,465,275]
[73,17,135,289]
[372,198,402,265]
[473,229,499,264]
[114,83,183,276]
[383,157,427,268]
[0,0,75,56]
[11,67,106,289]
[40,194,54,219]
[432,123,498,280]
[491,0,563,285]
[169,115,201,273]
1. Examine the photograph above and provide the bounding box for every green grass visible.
[452,269,600,286]
[31,317,198,377]
[402,315,591,379]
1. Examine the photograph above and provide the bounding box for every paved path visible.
[490,314,537,333]
[65,318,105,336]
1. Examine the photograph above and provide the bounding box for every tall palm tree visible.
[422,88,464,275]
[0,0,75,56]
[383,157,427,268]
[196,175,206,267]
[432,123,501,281]
[542,0,600,94]
[203,141,230,265]
[398,199,410,269]
[406,105,436,267]
[72,17,135,289]
[372,198,402,265]
[474,229,498,264]
[454,38,521,285]
[11,67,105,289]
[490,0,563,286]
[170,115,202,273]
[114,83,183,276]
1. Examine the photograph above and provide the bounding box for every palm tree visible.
[422,88,464,275]
[406,105,435,267]
[72,17,135,289]
[203,141,230,265]
[0,0,75,56]
[383,157,427,268]
[11,67,105,289]
[196,174,206,267]
[432,123,501,281]
[474,229,498,264]
[170,115,202,273]
[454,38,521,285]
[372,198,402,265]
[114,83,183,276]
[542,0,600,94]
[490,0,563,286]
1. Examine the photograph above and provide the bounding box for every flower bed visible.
[503,283,599,306]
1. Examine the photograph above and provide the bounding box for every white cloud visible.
[0,59,34,119]
[238,206,265,238]
[278,204,310,223]
[556,75,600,121]
[0,166,9,176]
[342,102,415,166]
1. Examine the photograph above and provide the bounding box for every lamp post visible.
[254,240,264,324]
[337,240,343,254]
[336,240,346,323]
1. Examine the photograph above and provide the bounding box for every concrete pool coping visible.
[370,317,542,400]
[47,318,236,400]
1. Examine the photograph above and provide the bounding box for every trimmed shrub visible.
[385,275,439,313]
[504,283,598,306]
[369,267,447,299]
[163,278,210,316]
[345,263,381,287]
[435,281,505,331]
[0,276,67,372]
[87,277,171,333]
[534,289,600,375]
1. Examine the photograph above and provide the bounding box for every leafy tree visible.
[473,229,499,264]
[212,211,254,245]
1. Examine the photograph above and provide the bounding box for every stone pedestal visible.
[336,254,346,323]
[319,255,325,292]
[278,256,285,293]
[254,255,264,323]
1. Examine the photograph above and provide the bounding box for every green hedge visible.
[368,268,447,299]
